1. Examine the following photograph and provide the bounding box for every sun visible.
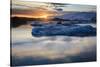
[37,14,48,19]
[41,15,48,19]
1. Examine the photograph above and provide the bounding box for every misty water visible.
[11,23,96,66]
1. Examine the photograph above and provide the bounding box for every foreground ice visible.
[32,24,96,37]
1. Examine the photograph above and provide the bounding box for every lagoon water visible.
[11,24,96,66]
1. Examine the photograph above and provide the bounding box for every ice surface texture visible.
[32,24,96,37]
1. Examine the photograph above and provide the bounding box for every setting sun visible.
[40,15,48,19]
[11,10,55,22]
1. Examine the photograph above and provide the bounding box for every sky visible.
[11,0,96,18]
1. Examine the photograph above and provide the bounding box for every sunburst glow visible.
[11,9,59,22]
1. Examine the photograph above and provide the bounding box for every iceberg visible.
[56,12,96,21]
[32,24,96,37]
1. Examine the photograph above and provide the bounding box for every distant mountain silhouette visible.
[11,17,48,27]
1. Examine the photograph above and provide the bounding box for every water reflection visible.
[11,24,96,66]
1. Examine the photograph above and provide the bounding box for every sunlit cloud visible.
[11,0,96,19]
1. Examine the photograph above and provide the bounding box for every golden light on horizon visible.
[11,10,56,22]
[11,8,61,23]
[31,10,53,21]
